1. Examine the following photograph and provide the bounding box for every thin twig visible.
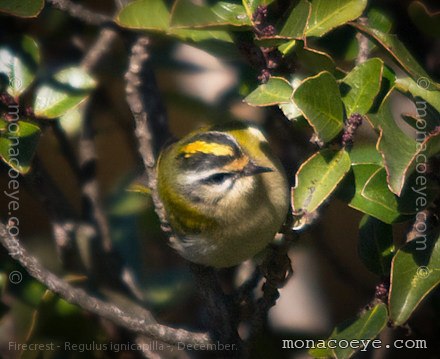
[124,36,172,234]
[46,0,112,26]
[77,26,122,254]
[0,222,210,346]
[78,102,113,252]
[81,27,119,73]
[356,17,369,65]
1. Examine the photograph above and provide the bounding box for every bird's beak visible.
[242,161,273,177]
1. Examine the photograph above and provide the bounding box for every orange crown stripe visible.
[181,141,234,158]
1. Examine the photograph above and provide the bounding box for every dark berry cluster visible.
[342,113,364,147]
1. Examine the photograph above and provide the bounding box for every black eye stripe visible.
[201,172,234,184]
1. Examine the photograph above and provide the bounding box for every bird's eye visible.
[203,172,233,184]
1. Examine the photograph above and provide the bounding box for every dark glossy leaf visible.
[389,227,440,325]
[293,71,344,142]
[0,118,41,174]
[296,44,338,75]
[0,36,40,97]
[359,215,395,276]
[339,164,406,224]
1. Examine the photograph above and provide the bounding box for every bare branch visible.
[356,17,369,65]
[46,0,112,26]
[124,36,172,234]
[0,222,210,346]
[81,28,119,73]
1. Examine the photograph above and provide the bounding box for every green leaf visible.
[361,167,438,215]
[244,77,293,106]
[339,164,406,224]
[368,92,440,196]
[351,23,440,91]
[389,227,440,325]
[279,0,311,39]
[115,0,170,31]
[0,36,40,97]
[306,0,367,37]
[395,77,440,114]
[0,0,44,18]
[341,58,383,116]
[296,44,338,75]
[293,149,351,213]
[278,77,303,120]
[345,8,393,61]
[59,100,88,137]
[0,118,41,174]
[293,71,344,143]
[309,303,388,359]
[170,0,251,29]
[408,1,440,38]
[34,67,96,119]
[359,215,395,276]
[349,143,383,166]
[116,0,235,47]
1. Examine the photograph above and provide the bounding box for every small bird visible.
[157,121,289,267]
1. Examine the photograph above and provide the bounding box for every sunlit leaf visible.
[293,149,351,213]
[170,0,251,29]
[341,58,383,116]
[293,71,344,142]
[0,0,44,18]
[306,0,367,37]
[115,0,170,31]
[0,36,40,97]
[34,67,96,119]
[279,0,311,39]
[309,303,388,359]
[244,77,293,106]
